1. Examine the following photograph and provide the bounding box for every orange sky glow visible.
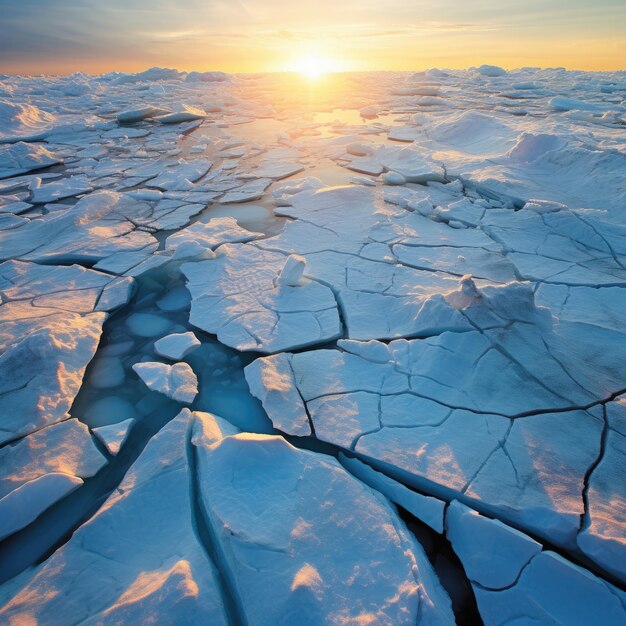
[0,1,624,75]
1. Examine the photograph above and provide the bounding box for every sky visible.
[0,0,624,75]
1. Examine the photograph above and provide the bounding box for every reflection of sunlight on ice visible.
[590,498,626,545]
[312,108,363,126]
[428,444,467,489]
[107,561,199,612]
[525,428,580,515]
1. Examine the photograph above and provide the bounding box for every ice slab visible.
[92,418,135,455]
[0,473,83,541]
[339,453,446,533]
[0,191,157,265]
[29,175,92,203]
[133,361,198,404]
[156,105,206,124]
[577,396,626,582]
[219,178,272,204]
[0,142,62,179]
[0,418,106,538]
[244,352,312,436]
[192,412,455,625]
[248,161,304,180]
[0,261,132,442]
[147,160,212,191]
[154,332,201,360]
[473,551,625,625]
[377,146,445,183]
[164,216,262,259]
[183,244,341,353]
[117,106,170,124]
[445,500,542,588]
[482,208,626,286]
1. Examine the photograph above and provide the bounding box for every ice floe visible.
[445,502,626,624]
[92,418,135,455]
[183,244,341,352]
[0,418,106,538]
[164,216,262,259]
[192,412,455,625]
[154,331,202,360]
[0,408,458,624]
[132,361,199,404]
[0,191,157,265]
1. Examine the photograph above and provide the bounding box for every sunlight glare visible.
[293,54,340,80]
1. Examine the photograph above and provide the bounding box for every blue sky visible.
[0,0,624,74]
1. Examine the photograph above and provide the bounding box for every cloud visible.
[0,0,623,72]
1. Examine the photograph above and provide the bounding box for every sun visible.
[293,54,340,80]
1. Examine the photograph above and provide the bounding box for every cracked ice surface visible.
[0,411,230,624]
[0,418,106,539]
[0,261,132,442]
[445,501,626,624]
[247,279,626,565]
[0,67,625,624]
[0,408,455,625]
[183,244,341,352]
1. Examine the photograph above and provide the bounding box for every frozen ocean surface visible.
[0,66,625,625]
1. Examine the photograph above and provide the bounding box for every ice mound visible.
[476,64,507,77]
[111,67,183,84]
[504,132,563,162]
[464,134,626,217]
[428,110,519,155]
[186,71,229,82]
[0,100,56,142]
[0,142,62,178]
[550,96,603,112]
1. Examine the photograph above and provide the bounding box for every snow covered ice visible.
[0,66,625,625]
